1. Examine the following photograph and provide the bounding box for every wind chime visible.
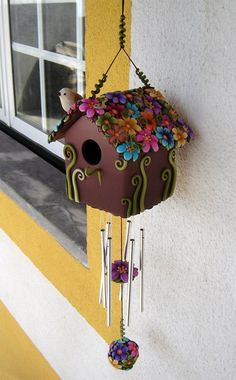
[98,216,143,370]
[48,0,194,371]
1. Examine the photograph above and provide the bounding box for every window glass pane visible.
[10,1,38,47]
[12,51,42,129]
[0,85,2,109]
[45,61,77,132]
[43,2,77,58]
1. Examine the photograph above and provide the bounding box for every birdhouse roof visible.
[48,87,194,161]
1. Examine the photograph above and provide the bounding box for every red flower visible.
[140,111,157,132]
[105,103,125,118]
[105,125,128,145]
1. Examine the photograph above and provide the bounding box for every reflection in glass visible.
[45,61,77,132]
[10,2,38,47]
[12,51,42,128]
[43,2,79,58]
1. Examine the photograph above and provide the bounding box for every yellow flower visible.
[172,127,188,147]
[118,117,141,136]
[145,88,165,100]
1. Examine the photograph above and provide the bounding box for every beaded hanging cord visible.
[91,0,151,98]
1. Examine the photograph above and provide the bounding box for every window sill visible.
[0,129,87,265]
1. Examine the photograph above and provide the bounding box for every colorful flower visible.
[105,125,128,145]
[140,111,157,132]
[106,92,127,104]
[111,343,129,361]
[118,117,141,136]
[156,127,174,150]
[96,112,117,131]
[67,102,79,115]
[105,103,125,118]
[136,129,159,153]
[161,115,175,130]
[127,341,139,358]
[178,118,195,140]
[145,88,165,100]
[126,102,140,119]
[172,127,188,147]
[117,141,140,161]
[112,260,138,283]
[79,98,105,118]
[144,95,162,115]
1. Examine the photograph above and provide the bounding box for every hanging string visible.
[91,0,151,97]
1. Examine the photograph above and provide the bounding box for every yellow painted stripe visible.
[0,301,59,380]
[0,0,131,347]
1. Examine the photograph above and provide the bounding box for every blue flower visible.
[117,141,140,161]
[156,127,174,150]
[126,102,140,119]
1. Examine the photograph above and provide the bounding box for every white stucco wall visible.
[128,1,236,379]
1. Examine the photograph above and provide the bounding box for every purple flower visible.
[111,343,129,361]
[112,260,138,283]
[156,127,174,150]
[106,92,127,104]
[144,95,162,115]
[79,98,105,118]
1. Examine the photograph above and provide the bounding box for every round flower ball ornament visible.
[108,337,139,370]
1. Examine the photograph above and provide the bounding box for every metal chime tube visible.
[107,237,112,326]
[99,229,107,307]
[124,219,131,260]
[139,228,144,312]
[126,238,134,326]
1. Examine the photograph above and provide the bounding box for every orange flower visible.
[118,117,141,136]
[172,127,188,147]
[140,111,157,132]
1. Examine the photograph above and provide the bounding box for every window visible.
[0,1,86,259]
[0,0,85,158]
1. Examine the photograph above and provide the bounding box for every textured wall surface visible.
[127,1,236,379]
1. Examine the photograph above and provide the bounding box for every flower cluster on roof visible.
[48,87,194,162]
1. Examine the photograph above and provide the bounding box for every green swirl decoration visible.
[85,167,102,186]
[63,144,77,201]
[161,149,177,200]
[139,155,151,212]
[121,198,132,218]
[72,169,85,203]
[168,149,177,197]
[131,174,142,215]
[115,158,128,171]
[161,169,172,201]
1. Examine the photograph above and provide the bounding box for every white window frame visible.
[0,0,85,159]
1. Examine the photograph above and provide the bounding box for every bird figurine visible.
[58,88,82,112]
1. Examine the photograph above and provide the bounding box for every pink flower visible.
[79,98,105,118]
[67,102,79,115]
[128,341,139,358]
[136,128,159,153]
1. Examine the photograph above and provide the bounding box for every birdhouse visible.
[48,87,193,218]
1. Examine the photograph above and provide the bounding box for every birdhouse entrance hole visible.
[82,139,102,165]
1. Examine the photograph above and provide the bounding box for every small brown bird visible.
[58,88,82,112]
